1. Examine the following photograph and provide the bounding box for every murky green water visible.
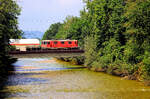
[1,58,150,99]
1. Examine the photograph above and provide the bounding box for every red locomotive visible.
[41,40,78,49]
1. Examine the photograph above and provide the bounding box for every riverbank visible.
[90,67,150,86]
[56,56,84,65]
[56,57,150,86]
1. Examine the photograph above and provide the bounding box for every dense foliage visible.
[42,22,62,40]
[43,0,150,80]
[0,0,21,74]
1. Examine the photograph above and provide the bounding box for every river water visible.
[1,58,150,99]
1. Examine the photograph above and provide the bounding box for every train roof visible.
[42,40,78,41]
[10,39,40,44]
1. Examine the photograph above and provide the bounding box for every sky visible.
[17,0,84,32]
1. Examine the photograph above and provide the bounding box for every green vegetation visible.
[0,0,21,74]
[43,0,150,81]
[42,22,62,40]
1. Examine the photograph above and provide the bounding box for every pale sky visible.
[17,0,84,32]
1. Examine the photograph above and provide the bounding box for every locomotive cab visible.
[41,40,51,48]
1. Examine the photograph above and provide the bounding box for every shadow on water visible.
[0,72,48,99]
[0,64,15,99]
[5,73,48,86]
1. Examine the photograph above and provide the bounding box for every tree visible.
[42,22,62,40]
[125,0,150,79]
[0,0,21,73]
[56,16,85,46]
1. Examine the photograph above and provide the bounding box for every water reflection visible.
[13,58,84,72]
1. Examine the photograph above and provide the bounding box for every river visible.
[1,58,150,99]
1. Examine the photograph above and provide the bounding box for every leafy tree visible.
[42,22,62,40]
[83,0,126,71]
[125,0,150,79]
[56,16,78,39]
[0,0,21,73]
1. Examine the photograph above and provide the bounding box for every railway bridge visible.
[9,49,84,58]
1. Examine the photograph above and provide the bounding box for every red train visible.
[41,40,78,49]
[10,39,79,51]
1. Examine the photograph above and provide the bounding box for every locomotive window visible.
[47,42,50,44]
[61,41,65,44]
[68,41,72,44]
[54,41,58,44]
